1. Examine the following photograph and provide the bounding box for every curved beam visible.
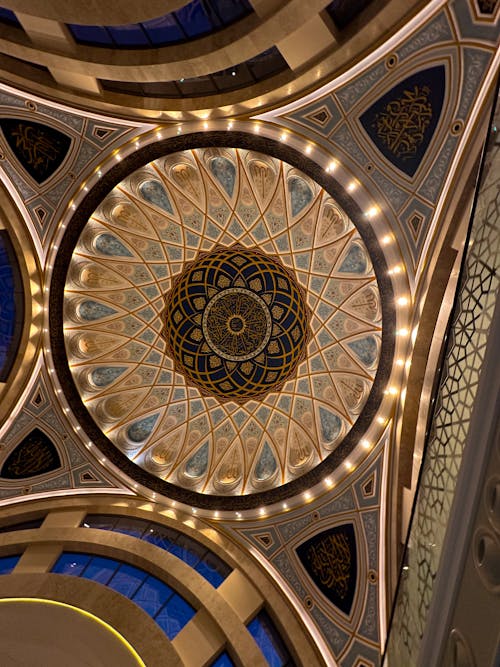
[1,1,192,25]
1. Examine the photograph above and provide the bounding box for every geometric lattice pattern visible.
[386,131,500,665]
[164,245,310,402]
[63,147,382,496]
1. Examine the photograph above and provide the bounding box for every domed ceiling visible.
[61,145,385,500]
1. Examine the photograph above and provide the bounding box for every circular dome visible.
[59,141,388,503]
[164,246,310,401]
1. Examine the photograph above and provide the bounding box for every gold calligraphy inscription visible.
[307,532,352,598]
[11,123,61,174]
[374,85,433,160]
[319,207,344,242]
[5,439,56,477]
[219,450,241,483]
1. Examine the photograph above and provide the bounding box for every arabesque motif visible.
[164,246,310,401]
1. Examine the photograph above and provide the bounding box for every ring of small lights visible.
[163,246,309,402]
[50,131,395,510]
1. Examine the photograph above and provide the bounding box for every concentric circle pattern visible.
[63,147,382,496]
[164,246,309,401]
[203,287,271,360]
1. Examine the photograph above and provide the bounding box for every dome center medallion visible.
[163,246,310,402]
[202,288,272,361]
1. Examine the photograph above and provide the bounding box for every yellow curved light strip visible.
[0,597,146,667]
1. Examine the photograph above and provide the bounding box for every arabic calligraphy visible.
[1,428,60,479]
[297,523,357,614]
[373,85,433,160]
[360,66,445,177]
[307,532,352,598]
[11,123,61,174]
[0,118,71,183]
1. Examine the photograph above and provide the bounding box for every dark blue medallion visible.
[164,246,310,402]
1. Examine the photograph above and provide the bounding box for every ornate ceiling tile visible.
[222,447,385,663]
[0,88,144,249]
[0,371,122,500]
[58,144,389,503]
[258,1,498,278]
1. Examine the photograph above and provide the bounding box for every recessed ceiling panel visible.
[62,146,384,499]
[0,118,71,184]
[1,428,61,479]
[296,523,358,615]
[360,66,446,177]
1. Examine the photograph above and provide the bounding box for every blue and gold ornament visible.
[164,246,310,402]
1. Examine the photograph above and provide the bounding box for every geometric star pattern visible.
[63,147,382,496]
[164,245,310,402]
